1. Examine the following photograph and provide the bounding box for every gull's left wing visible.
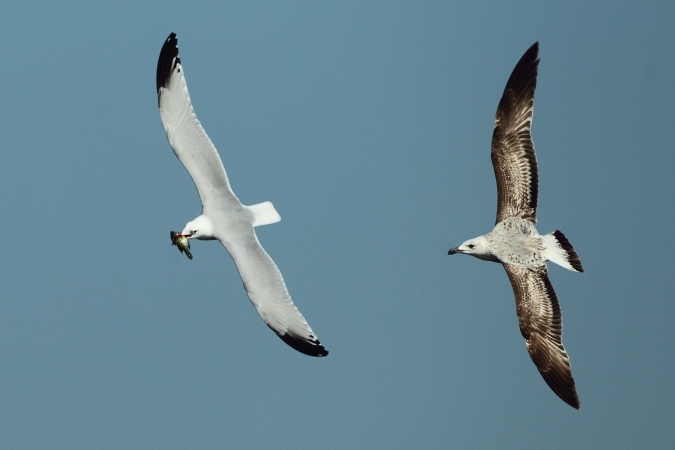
[157,33,241,212]
[503,263,580,409]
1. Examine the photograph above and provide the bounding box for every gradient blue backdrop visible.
[0,1,673,448]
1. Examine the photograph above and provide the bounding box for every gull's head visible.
[181,215,214,240]
[448,236,495,260]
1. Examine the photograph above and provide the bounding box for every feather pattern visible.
[492,42,540,224]
[503,263,580,409]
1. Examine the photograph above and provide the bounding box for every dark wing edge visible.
[270,325,329,357]
[492,42,540,224]
[156,33,180,104]
[503,263,580,409]
[223,235,329,358]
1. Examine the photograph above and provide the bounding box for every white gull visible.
[156,33,328,357]
[448,42,583,408]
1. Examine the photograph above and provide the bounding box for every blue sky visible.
[0,1,673,448]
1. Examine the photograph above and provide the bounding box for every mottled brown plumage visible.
[492,43,539,224]
[504,264,579,409]
[448,42,583,409]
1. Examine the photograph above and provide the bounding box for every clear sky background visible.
[0,1,673,448]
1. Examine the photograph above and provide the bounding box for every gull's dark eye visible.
[468,244,475,249]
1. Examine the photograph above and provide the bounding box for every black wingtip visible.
[520,42,540,71]
[502,41,540,105]
[273,328,329,357]
[156,32,180,99]
[540,370,581,409]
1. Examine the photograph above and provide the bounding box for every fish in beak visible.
[170,231,193,260]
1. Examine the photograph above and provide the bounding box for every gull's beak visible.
[448,247,461,255]
[179,230,194,239]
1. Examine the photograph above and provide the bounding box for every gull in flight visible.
[157,33,328,357]
[448,42,583,408]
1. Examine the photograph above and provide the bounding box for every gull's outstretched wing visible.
[492,42,540,224]
[219,227,328,357]
[503,263,579,409]
[156,33,240,211]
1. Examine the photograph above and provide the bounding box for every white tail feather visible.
[247,201,281,227]
[542,230,584,272]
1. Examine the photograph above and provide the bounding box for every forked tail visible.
[542,230,584,272]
